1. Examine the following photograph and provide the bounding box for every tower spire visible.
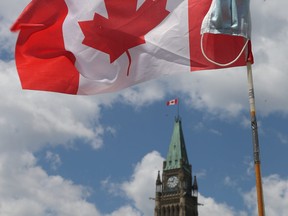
[164,117,190,172]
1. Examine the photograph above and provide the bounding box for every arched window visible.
[161,206,165,216]
[175,205,180,216]
[167,206,170,216]
[171,205,175,216]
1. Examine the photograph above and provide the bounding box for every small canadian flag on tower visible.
[166,98,178,106]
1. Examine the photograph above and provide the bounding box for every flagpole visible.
[246,61,265,216]
[177,98,180,119]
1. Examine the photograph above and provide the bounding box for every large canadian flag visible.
[11,0,252,95]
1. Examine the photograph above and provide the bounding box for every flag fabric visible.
[166,99,178,106]
[11,0,252,95]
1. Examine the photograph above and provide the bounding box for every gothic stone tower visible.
[154,117,198,216]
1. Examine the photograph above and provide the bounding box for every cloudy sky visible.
[1,0,288,215]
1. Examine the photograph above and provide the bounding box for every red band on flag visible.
[11,0,79,94]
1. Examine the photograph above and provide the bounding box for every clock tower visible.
[154,117,198,216]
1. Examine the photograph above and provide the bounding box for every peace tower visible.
[154,117,198,216]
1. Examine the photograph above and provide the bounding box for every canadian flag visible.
[166,99,178,106]
[11,0,252,95]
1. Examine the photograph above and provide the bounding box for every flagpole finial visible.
[175,115,181,122]
[177,98,180,119]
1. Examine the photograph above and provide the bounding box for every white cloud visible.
[192,121,223,136]
[249,1,288,116]
[224,176,238,188]
[117,80,166,109]
[0,60,107,151]
[0,0,30,57]
[277,132,288,144]
[101,177,123,197]
[99,151,165,216]
[209,128,222,136]
[243,157,254,177]
[0,0,29,22]
[0,151,100,216]
[105,126,117,137]
[198,194,247,216]
[45,151,62,171]
[104,206,141,216]
[121,151,163,216]
[195,169,207,179]
[243,174,288,216]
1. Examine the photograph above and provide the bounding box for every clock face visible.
[167,176,179,188]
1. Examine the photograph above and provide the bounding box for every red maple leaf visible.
[79,0,170,75]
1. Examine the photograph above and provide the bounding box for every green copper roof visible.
[164,117,190,171]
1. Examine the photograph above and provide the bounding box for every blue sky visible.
[1,1,288,216]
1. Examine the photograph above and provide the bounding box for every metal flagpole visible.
[246,61,265,216]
